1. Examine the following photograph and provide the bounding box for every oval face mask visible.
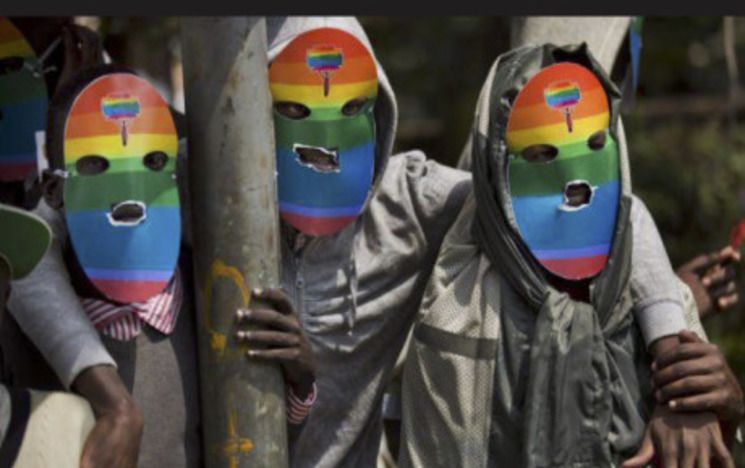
[0,18,48,182]
[506,62,620,280]
[269,27,378,236]
[63,73,180,303]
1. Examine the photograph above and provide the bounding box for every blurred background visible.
[87,14,745,398]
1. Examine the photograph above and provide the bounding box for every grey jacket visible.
[9,16,689,468]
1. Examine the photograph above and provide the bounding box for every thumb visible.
[622,429,655,468]
[678,329,703,343]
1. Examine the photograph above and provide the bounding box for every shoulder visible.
[375,150,472,211]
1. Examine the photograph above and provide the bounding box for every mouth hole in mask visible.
[293,144,340,174]
[108,201,147,226]
[521,144,558,163]
[561,180,593,211]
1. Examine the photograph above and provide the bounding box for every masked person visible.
[399,43,740,468]
[0,202,96,468]
[8,65,197,467]
[0,17,51,206]
[8,62,322,467]
[0,17,145,468]
[8,17,707,468]
[506,16,743,320]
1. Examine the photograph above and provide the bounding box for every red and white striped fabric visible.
[80,270,183,342]
[286,382,317,425]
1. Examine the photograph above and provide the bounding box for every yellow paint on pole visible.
[222,409,254,467]
[202,259,252,357]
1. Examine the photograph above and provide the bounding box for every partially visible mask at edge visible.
[0,17,55,182]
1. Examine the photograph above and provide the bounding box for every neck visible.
[547,274,591,303]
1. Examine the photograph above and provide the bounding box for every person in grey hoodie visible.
[399,43,737,468]
[6,16,707,468]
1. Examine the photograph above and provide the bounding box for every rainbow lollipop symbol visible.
[544,81,581,133]
[306,45,343,97]
[101,93,141,146]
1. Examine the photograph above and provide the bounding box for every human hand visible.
[622,404,734,468]
[236,288,315,398]
[652,330,744,445]
[676,246,740,319]
[73,365,143,468]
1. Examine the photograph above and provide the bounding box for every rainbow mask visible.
[0,18,48,182]
[63,73,180,303]
[269,27,378,236]
[506,62,620,280]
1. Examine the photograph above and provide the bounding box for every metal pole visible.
[180,17,288,468]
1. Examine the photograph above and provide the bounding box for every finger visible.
[236,329,300,347]
[654,359,712,388]
[667,392,720,413]
[695,442,710,468]
[656,375,720,403]
[718,245,741,265]
[708,280,736,300]
[681,431,701,468]
[684,253,721,274]
[663,443,679,468]
[678,330,704,344]
[251,287,294,315]
[711,433,734,468]
[622,429,655,468]
[655,343,714,371]
[236,308,299,332]
[703,266,735,289]
[689,252,722,278]
[717,293,738,310]
[246,347,300,362]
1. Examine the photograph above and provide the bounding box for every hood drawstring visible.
[344,218,362,335]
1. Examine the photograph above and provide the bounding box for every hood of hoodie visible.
[510,17,631,73]
[266,16,398,203]
[470,42,633,309]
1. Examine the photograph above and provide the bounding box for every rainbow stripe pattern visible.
[63,73,180,303]
[102,94,141,119]
[101,93,141,145]
[544,81,580,109]
[307,46,343,71]
[545,81,580,132]
[506,62,620,280]
[0,17,48,182]
[269,27,378,236]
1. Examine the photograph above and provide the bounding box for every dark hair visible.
[45,64,137,170]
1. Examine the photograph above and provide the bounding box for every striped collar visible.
[80,269,183,342]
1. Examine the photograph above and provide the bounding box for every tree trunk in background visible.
[180,17,287,468]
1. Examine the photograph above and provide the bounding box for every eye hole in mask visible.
[274,101,311,120]
[76,155,110,176]
[341,97,368,117]
[521,144,559,163]
[143,151,169,171]
[587,130,607,150]
[0,57,25,76]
